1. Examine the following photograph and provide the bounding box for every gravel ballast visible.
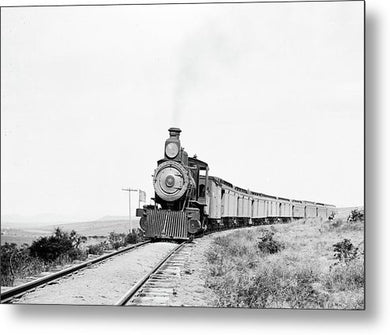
[14,242,176,305]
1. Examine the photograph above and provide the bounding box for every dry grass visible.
[205,218,364,309]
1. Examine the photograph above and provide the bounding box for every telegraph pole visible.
[122,188,138,231]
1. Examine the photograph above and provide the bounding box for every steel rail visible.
[1,240,151,304]
[115,241,187,306]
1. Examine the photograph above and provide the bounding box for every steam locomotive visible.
[136,128,335,240]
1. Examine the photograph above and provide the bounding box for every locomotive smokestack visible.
[168,127,181,139]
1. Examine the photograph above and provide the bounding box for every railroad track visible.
[0,240,151,304]
[115,241,188,306]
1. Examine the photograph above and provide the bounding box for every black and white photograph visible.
[1,0,365,311]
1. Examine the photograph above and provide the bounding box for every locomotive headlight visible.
[165,142,179,158]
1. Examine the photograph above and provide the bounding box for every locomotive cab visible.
[188,156,209,206]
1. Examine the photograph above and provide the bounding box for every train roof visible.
[208,176,233,188]
[234,186,248,194]
[209,176,334,207]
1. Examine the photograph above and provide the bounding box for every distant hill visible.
[336,206,364,218]
[1,217,140,246]
[1,213,96,228]
[96,215,129,221]
[1,214,131,229]
[32,217,140,236]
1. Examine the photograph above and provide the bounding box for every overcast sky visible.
[1,1,364,222]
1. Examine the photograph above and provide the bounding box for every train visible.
[136,127,335,240]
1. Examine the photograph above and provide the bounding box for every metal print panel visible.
[1,0,364,309]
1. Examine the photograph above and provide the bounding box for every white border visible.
[2,0,389,334]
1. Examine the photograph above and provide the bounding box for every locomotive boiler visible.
[137,128,335,240]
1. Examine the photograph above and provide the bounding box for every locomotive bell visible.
[164,127,181,160]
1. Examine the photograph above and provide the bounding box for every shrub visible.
[348,209,365,222]
[1,243,45,286]
[125,228,144,245]
[257,231,284,254]
[108,232,126,249]
[87,242,107,255]
[67,248,87,261]
[333,239,358,263]
[29,228,87,262]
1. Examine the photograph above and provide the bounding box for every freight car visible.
[136,128,335,240]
